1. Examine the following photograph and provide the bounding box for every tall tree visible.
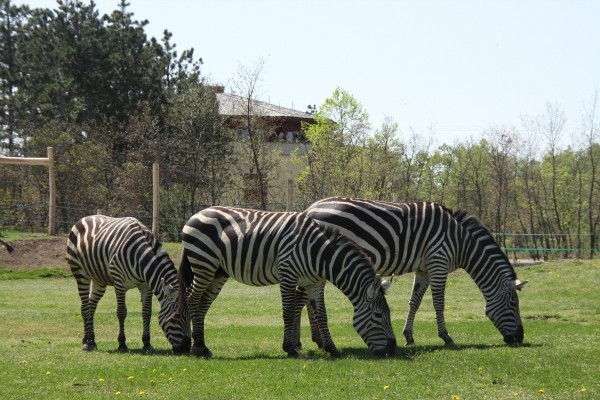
[231,59,280,209]
[581,91,600,258]
[0,0,28,155]
[165,83,232,211]
[298,87,370,201]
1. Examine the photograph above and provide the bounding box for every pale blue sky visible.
[18,0,600,145]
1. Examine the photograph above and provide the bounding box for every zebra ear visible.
[511,279,528,291]
[367,274,383,300]
[381,274,394,294]
[161,278,179,300]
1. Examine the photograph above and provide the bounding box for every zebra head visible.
[159,279,192,353]
[484,278,528,345]
[353,274,396,356]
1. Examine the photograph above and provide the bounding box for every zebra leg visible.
[281,279,301,357]
[306,284,340,357]
[114,285,129,353]
[139,286,154,353]
[292,288,307,350]
[76,277,105,351]
[85,281,107,351]
[429,272,455,346]
[402,271,429,346]
[306,295,323,349]
[292,287,322,350]
[190,272,228,357]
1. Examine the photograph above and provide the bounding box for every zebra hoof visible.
[286,350,300,358]
[404,339,415,346]
[118,344,129,353]
[82,343,97,351]
[329,349,341,358]
[142,345,154,354]
[324,344,340,357]
[191,345,212,358]
[440,332,456,348]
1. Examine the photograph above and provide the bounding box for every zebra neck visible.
[463,254,515,298]
[327,266,372,306]
[141,259,177,306]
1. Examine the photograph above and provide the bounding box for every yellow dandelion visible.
[302,364,307,369]
[168,377,174,382]
[138,391,145,396]
[46,371,52,375]
[115,391,122,396]
[182,368,188,372]
[383,385,389,390]
[20,360,28,365]
[149,379,155,384]
[99,378,105,382]
[128,375,134,381]
[513,392,519,396]
[478,367,484,372]
[452,396,460,400]
[581,388,587,393]
[444,305,451,310]
[152,368,157,373]
[538,388,545,394]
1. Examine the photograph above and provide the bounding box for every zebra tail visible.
[171,252,193,320]
[0,239,15,253]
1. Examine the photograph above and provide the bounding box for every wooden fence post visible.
[152,163,160,238]
[47,147,56,235]
[286,179,294,212]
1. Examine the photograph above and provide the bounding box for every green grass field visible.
[0,241,598,399]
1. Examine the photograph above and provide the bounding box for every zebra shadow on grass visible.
[105,342,539,360]
[334,342,539,361]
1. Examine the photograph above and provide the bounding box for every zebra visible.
[300,196,527,346]
[1,238,15,253]
[67,215,191,353]
[173,206,397,358]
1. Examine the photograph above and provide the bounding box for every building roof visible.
[216,92,315,120]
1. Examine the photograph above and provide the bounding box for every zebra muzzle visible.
[503,325,524,345]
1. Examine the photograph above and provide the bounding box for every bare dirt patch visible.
[0,236,68,270]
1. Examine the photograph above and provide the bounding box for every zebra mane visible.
[136,222,172,264]
[452,209,497,242]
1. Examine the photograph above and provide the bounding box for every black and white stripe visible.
[175,206,396,357]
[67,216,191,353]
[305,197,527,346]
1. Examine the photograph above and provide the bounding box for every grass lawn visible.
[0,239,598,399]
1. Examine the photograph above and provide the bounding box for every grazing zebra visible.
[302,197,527,346]
[1,238,15,253]
[174,206,396,358]
[67,216,191,353]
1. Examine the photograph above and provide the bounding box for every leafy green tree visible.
[486,127,519,236]
[0,0,28,155]
[363,116,401,200]
[298,87,370,201]
[395,128,435,202]
[166,83,232,211]
[581,92,600,258]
